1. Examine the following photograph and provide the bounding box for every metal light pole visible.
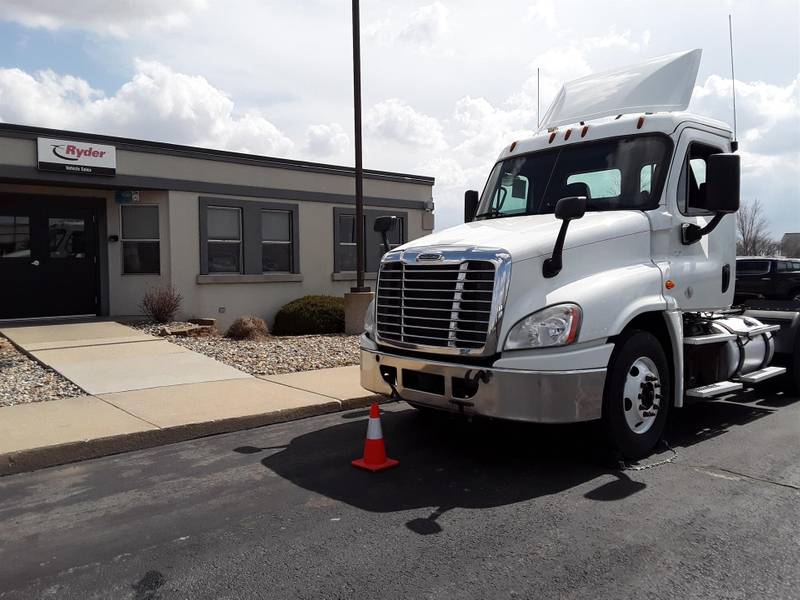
[351,0,368,292]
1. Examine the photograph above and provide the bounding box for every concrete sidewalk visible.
[2,322,250,394]
[0,322,377,475]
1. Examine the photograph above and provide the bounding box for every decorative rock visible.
[0,339,83,406]
[189,318,217,328]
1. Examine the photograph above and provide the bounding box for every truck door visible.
[661,129,736,310]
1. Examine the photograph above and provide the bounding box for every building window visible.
[121,205,160,274]
[333,208,407,274]
[199,198,300,277]
[207,206,242,273]
[0,215,30,258]
[49,217,87,259]
[337,213,358,272]
[261,210,293,272]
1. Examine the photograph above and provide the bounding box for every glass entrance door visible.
[0,196,100,319]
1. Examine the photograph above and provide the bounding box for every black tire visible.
[602,329,671,459]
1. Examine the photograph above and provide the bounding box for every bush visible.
[140,285,182,324]
[273,295,344,336]
[226,315,270,341]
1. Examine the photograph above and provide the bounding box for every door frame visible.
[0,191,108,319]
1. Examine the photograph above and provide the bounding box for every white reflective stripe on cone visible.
[366,417,383,440]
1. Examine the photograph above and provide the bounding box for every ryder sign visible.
[37,137,116,176]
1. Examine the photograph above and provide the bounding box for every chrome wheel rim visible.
[622,357,661,434]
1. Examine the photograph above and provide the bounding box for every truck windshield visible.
[475,134,672,219]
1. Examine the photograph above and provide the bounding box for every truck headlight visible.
[363,299,376,338]
[504,303,582,350]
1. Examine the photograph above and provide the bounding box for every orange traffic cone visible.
[352,403,399,472]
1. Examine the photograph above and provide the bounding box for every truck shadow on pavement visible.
[665,388,793,448]
[256,408,620,535]
[240,392,789,536]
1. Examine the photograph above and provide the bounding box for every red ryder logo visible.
[51,144,108,161]
[37,136,116,176]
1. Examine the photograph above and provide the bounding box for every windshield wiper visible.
[473,210,504,220]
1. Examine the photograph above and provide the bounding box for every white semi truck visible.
[360,49,800,458]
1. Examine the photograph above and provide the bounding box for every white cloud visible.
[398,2,450,45]
[692,74,799,156]
[582,28,641,53]
[0,0,796,237]
[0,0,208,37]
[453,96,534,159]
[365,99,446,148]
[690,74,800,235]
[525,0,557,29]
[0,60,294,155]
[304,123,350,158]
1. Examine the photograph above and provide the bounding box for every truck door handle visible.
[760,277,770,281]
[30,260,40,266]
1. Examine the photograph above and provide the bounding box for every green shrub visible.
[226,315,269,340]
[273,295,344,335]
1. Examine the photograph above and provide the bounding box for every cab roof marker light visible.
[509,141,518,152]
[548,132,557,144]
[581,125,589,138]
[637,116,645,129]
[564,129,572,141]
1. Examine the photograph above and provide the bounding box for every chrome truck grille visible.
[374,248,511,356]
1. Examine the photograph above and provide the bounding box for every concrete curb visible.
[0,394,381,477]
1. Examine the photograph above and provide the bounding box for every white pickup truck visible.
[360,49,800,458]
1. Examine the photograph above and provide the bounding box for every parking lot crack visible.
[679,463,800,492]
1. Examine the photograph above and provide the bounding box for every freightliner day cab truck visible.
[360,50,800,458]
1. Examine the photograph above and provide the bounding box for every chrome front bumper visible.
[360,348,606,423]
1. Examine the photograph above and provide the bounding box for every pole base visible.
[351,457,399,472]
[344,290,375,334]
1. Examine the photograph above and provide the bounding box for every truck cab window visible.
[476,134,671,220]
[678,142,721,215]
[567,169,621,199]
[640,164,657,193]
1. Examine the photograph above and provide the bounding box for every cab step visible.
[686,380,743,399]
[735,366,787,384]
[683,332,736,345]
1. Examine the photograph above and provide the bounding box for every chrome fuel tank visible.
[710,316,775,379]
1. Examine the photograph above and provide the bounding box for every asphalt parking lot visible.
[0,387,798,599]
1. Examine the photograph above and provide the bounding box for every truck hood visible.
[400,211,650,262]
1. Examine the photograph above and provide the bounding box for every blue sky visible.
[0,0,797,234]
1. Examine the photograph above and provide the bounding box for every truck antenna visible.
[728,14,739,151]
[537,67,541,129]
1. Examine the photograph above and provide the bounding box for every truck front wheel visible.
[602,330,671,459]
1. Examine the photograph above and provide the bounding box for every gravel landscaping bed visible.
[0,339,84,407]
[132,322,360,376]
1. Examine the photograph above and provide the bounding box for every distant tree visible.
[736,199,778,256]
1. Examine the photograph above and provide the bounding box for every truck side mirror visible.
[554,195,587,220]
[682,153,740,245]
[543,196,587,278]
[464,190,479,223]
[704,153,740,213]
[373,215,397,255]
